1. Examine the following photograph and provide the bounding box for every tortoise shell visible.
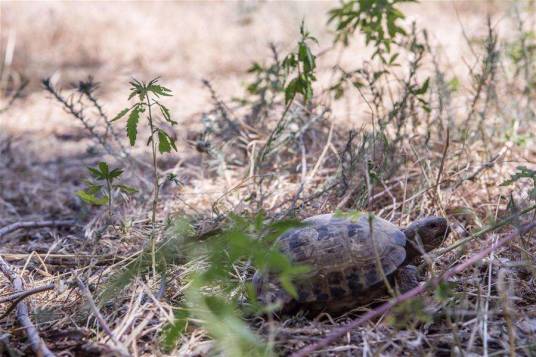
[253,213,408,311]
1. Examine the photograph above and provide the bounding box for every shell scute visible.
[256,214,409,310]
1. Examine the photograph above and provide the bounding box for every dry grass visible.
[1,1,536,356]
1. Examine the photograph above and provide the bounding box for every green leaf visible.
[435,281,455,302]
[158,103,175,124]
[127,106,141,146]
[114,184,138,194]
[76,190,108,206]
[88,167,105,180]
[161,309,189,352]
[84,182,102,195]
[128,81,144,100]
[501,166,536,186]
[298,43,315,74]
[111,107,130,122]
[108,168,124,179]
[98,162,109,177]
[279,274,298,299]
[388,53,399,65]
[285,78,298,104]
[415,78,430,95]
[157,130,177,154]
[148,82,172,97]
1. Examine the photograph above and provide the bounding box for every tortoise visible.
[253,213,450,314]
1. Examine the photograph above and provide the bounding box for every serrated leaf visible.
[88,167,105,180]
[98,162,109,176]
[148,83,172,97]
[298,43,315,74]
[158,130,177,153]
[84,182,103,195]
[114,184,138,194]
[111,107,130,122]
[127,106,141,146]
[128,89,141,101]
[158,103,171,121]
[108,168,124,179]
[76,190,108,205]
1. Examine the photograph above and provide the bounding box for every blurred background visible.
[1,1,503,128]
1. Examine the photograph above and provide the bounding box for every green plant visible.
[501,166,536,201]
[76,161,136,218]
[328,0,414,62]
[156,212,309,355]
[241,44,286,112]
[282,21,318,105]
[99,212,308,355]
[257,21,318,167]
[112,78,177,225]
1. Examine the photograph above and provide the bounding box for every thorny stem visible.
[43,79,112,156]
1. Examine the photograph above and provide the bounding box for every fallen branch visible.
[0,284,55,320]
[0,256,55,357]
[291,221,536,357]
[0,219,75,239]
[0,284,55,304]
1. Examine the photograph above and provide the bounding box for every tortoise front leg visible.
[395,265,419,293]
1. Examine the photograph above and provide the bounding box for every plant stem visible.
[106,178,112,219]
[145,95,159,227]
[145,93,159,278]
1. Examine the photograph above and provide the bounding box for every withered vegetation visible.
[1,2,536,356]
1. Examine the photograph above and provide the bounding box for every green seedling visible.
[77,161,137,218]
[112,77,177,225]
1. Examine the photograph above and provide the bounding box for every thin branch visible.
[0,219,75,239]
[76,277,129,356]
[437,203,536,256]
[0,256,55,357]
[291,221,536,357]
[0,284,54,304]
[0,78,29,114]
[434,126,449,190]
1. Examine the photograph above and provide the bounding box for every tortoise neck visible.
[402,227,420,262]
[401,227,414,240]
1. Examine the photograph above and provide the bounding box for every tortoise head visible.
[402,216,450,259]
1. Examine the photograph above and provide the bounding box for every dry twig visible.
[0,219,75,239]
[0,255,55,357]
[0,284,55,321]
[0,284,55,304]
